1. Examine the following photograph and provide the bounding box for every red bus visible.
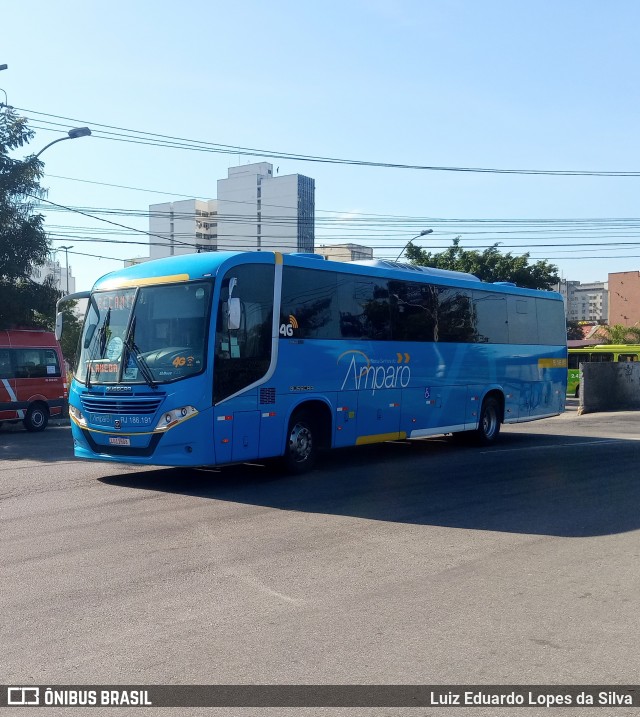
[0,330,67,431]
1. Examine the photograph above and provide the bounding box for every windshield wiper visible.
[85,308,111,389]
[123,316,157,389]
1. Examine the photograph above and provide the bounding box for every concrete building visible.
[608,271,640,326]
[217,163,314,253]
[31,257,76,294]
[149,199,218,259]
[318,243,373,262]
[148,162,315,258]
[556,279,608,323]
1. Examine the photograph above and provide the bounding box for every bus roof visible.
[92,250,562,299]
[569,344,640,351]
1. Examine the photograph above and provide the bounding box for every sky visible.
[3,0,640,292]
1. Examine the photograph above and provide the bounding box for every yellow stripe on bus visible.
[355,431,407,445]
[538,358,567,368]
[99,273,191,290]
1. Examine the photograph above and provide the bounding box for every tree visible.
[595,323,640,345]
[0,275,59,329]
[58,300,83,368]
[0,107,53,329]
[405,236,560,290]
[566,321,585,341]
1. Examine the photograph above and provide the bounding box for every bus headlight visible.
[69,405,87,427]
[154,405,198,431]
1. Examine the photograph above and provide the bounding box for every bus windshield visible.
[76,281,212,385]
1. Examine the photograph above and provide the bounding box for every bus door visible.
[212,262,275,464]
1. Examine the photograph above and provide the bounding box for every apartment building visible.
[30,257,76,294]
[556,279,608,322]
[147,162,315,259]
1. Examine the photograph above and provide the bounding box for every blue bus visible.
[57,251,567,472]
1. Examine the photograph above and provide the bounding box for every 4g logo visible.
[172,355,195,368]
[279,315,299,337]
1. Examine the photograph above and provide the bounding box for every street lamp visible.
[34,127,91,159]
[0,63,7,106]
[395,228,434,262]
[59,245,73,294]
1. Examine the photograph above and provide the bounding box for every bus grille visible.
[80,396,164,415]
[259,388,276,404]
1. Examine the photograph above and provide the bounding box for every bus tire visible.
[474,395,501,445]
[282,410,317,474]
[23,403,49,432]
[575,384,580,398]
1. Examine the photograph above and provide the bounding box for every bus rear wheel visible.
[474,396,501,445]
[282,411,317,474]
[23,403,49,432]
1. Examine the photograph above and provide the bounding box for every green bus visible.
[568,344,640,397]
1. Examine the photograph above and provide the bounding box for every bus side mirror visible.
[55,312,63,341]
[227,298,241,331]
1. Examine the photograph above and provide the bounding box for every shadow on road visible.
[100,431,640,538]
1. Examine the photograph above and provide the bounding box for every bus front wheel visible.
[23,403,49,432]
[282,411,317,474]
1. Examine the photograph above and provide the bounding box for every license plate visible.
[108,436,131,446]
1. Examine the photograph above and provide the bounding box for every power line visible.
[18,106,640,178]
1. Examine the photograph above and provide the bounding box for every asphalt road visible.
[2,404,640,715]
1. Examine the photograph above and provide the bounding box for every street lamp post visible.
[395,228,434,262]
[34,127,91,159]
[59,245,73,294]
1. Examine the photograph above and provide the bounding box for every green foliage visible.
[58,300,83,367]
[0,107,54,329]
[0,276,59,328]
[566,321,585,341]
[405,236,560,290]
[596,323,640,344]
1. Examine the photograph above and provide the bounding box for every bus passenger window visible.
[592,353,613,363]
[568,354,582,369]
[618,354,638,362]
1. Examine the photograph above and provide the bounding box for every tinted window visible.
[590,352,613,363]
[280,266,339,339]
[437,288,477,342]
[568,353,584,369]
[14,348,61,378]
[536,298,566,345]
[474,291,508,343]
[508,296,538,344]
[0,349,13,379]
[338,276,391,340]
[390,281,438,342]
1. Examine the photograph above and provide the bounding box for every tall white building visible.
[149,198,218,259]
[31,257,76,294]
[556,279,608,322]
[147,162,315,259]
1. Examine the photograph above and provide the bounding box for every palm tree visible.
[596,323,640,344]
